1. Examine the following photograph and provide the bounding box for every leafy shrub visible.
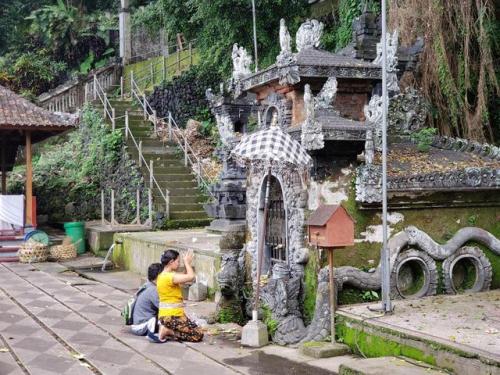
[410,128,438,152]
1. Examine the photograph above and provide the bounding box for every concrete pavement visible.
[0,262,353,374]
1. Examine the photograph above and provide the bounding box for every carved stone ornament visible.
[302,226,500,342]
[373,30,399,94]
[296,19,324,52]
[301,84,324,150]
[276,18,296,67]
[214,112,236,147]
[363,94,383,151]
[355,164,382,203]
[232,43,252,81]
[314,77,337,109]
[364,129,375,164]
[431,136,500,161]
[388,88,428,136]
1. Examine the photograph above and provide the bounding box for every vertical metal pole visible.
[153,110,157,135]
[184,137,188,166]
[189,42,193,66]
[125,111,129,140]
[111,189,115,226]
[162,56,166,82]
[93,75,97,100]
[101,190,105,225]
[251,0,258,72]
[168,112,172,140]
[150,62,154,85]
[120,76,124,100]
[130,71,134,97]
[139,140,143,166]
[148,188,152,225]
[165,189,169,220]
[328,249,335,343]
[136,189,141,224]
[143,94,147,120]
[149,160,153,189]
[381,0,392,313]
[103,93,108,117]
[196,161,200,185]
[84,84,88,103]
[111,107,116,131]
[176,49,180,73]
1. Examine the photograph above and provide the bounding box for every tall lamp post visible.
[251,0,258,72]
[380,0,392,313]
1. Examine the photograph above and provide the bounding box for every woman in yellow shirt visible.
[157,249,204,342]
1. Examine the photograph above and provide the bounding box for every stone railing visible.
[38,64,121,113]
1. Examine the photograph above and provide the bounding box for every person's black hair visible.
[161,249,179,266]
[147,263,163,282]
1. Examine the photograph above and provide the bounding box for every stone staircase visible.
[0,232,23,262]
[94,98,210,228]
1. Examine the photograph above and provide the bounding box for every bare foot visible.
[159,326,174,341]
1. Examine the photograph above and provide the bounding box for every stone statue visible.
[363,94,383,150]
[373,30,400,94]
[296,19,324,52]
[276,18,296,67]
[301,84,324,150]
[232,43,252,81]
[315,77,338,109]
[279,18,292,55]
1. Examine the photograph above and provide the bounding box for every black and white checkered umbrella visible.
[231,126,312,168]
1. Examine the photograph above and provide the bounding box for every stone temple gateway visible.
[206,14,500,345]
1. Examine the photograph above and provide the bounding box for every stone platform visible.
[337,290,500,375]
[85,221,152,255]
[112,229,222,288]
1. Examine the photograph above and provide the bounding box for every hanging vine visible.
[389,0,499,143]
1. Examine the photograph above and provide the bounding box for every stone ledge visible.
[300,341,350,358]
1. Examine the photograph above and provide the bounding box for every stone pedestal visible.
[204,148,247,233]
[240,320,269,348]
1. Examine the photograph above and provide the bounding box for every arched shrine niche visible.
[263,105,280,128]
[257,174,287,275]
[246,163,308,281]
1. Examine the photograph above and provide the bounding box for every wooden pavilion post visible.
[25,131,33,226]
[1,140,6,194]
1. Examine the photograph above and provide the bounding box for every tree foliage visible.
[389,0,499,143]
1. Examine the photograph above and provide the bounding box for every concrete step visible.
[152,173,196,182]
[339,357,443,375]
[0,246,20,253]
[168,210,208,220]
[149,180,198,189]
[168,202,207,211]
[161,218,212,230]
[144,165,192,174]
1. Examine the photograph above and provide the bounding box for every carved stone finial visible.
[301,84,324,150]
[279,18,292,55]
[231,43,252,81]
[276,19,296,68]
[296,19,324,52]
[314,77,338,109]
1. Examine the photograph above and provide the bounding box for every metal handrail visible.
[129,73,215,200]
[124,119,170,219]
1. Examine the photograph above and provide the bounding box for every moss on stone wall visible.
[303,246,320,324]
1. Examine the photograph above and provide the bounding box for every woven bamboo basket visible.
[49,237,77,261]
[18,240,49,263]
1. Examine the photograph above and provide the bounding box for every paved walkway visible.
[0,263,350,374]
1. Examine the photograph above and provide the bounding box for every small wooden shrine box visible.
[306,204,355,248]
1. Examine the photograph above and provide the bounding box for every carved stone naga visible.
[301,226,500,342]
